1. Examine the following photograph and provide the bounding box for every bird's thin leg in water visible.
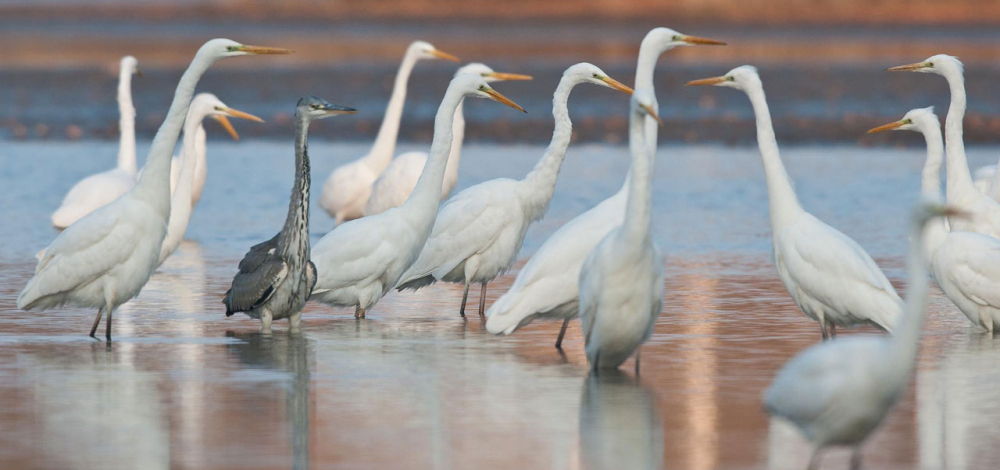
[260,309,273,334]
[359,308,366,319]
[555,318,570,349]
[849,447,862,470]
[634,347,642,376]
[819,320,829,341]
[478,282,487,318]
[459,283,470,317]
[806,447,821,470]
[830,324,837,338]
[289,311,302,333]
[105,307,113,341]
[89,308,104,339]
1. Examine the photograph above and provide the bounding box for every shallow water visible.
[2,141,1000,469]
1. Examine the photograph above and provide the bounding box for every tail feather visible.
[396,275,436,292]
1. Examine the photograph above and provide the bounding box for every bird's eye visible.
[226,45,239,52]
[926,63,935,68]
[727,76,735,81]
[593,73,599,78]
[672,35,681,41]
[311,104,319,109]
[479,85,486,91]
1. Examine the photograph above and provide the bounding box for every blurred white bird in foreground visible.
[310,74,525,318]
[869,107,1000,334]
[319,41,459,225]
[688,65,901,339]
[18,39,290,340]
[395,63,632,317]
[51,55,140,229]
[485,27,724,346]
[579,89,664,373]
[365,63,532,217]
[764,199,961,470]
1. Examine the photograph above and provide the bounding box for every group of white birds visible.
[13,27,1000,470]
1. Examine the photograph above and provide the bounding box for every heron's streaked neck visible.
[620,106,653,245]
[117,64,137,175]
[444,99,466,188]
[157,110,205,265]
[520,75,577,220]
[890,216,931,377]
[745,83,802,229]
[133,51,217,218]
[280,112,312,258]
[400,86,462,225]
[941,68,976,197]
[918,123,948,258]
[365,50,419,170]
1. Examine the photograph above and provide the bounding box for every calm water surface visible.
[1,141,1000,469]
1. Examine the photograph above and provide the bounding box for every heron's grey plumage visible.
[224,97,355,332]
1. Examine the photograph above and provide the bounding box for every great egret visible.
[395,63,632,318]
[50,56,141,229]
[687,66,901,339]
[579,89,664,373]
[167,99,241,207]
[319,41,460,225]
[225,97,357,333]
[310,74,525,318]
[869,108,1000,334]
[364,63,533,217]
[17,39,291,340]
[888,55,1000,238]
[485,27,724,346]
[764,199,961,470]
[157,94,263,265]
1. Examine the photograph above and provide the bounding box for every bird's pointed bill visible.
[431,50,461,62]
[237,45,294,55]
[681,35,727,46]
[485,89,526,113]
[886,62,931,72]
[135,68,144,78]
[485,72,534,81]
[221,107,265,123]
[867,120,906,134]
[600,76,634,94]
[321,105,358,115]
[213,116,240,140]
[640,104,663,126]
[686,76,727,86]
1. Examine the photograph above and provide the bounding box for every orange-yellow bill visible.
[886,62,929,72]
[681,35,727,46]
[866,120,906,134]
[431,49,461,62]
[213,116,240,141]
[640,103,663,126]
[485,88,526,113]
[486,72,533,81]
[600,76,634,94]
[686,76,727,86]
[238,45,294,55]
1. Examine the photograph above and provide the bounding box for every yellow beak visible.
[237,45,294,55]
[599,76,634,94]
[686,76,727,86]
[681,35,727,46]
[866,120,906,134]
[640,103,663,126]
[886,62,930,72]
[484,72,534,81]
[484,88,526,113]
[431,49,461,62]
[214,107,265,141]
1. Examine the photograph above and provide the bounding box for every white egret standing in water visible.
[579,89,664,373]
[310,74,525,318]
[51,56,140,229]
[319,41,460,225]
[869,108,1000,334]
[888,55,1000,238]
[485,28,724,347]
[364,63,533,217]
[687,66,902,339]
[395,63,633,317]
[17,39,291,340]
[764,199,962,470]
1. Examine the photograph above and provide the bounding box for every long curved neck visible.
[520,76,576,220]
[919,124,949,258]
[628,34,669,196]
[365,51,419,169]
[400,87,462,222]
[890,216,931,374]
[745,83,802,229]
[157,115,202,264]
[132,53,215,218]
[193,124,208,200]
[116,66,137,175]
[444,100,466,184]
[620,107,652,245]
[279,114,312,259]
[942,69,975,198]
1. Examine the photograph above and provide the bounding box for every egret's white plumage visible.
[688,66,901,338]
[764,200,953,470]
[395,63,632,317]
[579,90,664,372]
[318,41,460,225]
[364,63,532,217]
[870,107,1000,334]
[51,56,140,229]
[888,55,1000,238]
[17,39,290,340]
[310,74,525,318]
[166,97,241,207]
[157,94,262,266]
[485,27,724,343]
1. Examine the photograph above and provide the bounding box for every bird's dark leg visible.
[555,318,570,349]
[89,308,104,339]
[634,347,642,376]
[359,308,366,319]
[354,305,361,319]
[105,307,113,341]
[819,318,829,341]
[478,283,487,318]
[849,447,862,470]
[459,283,470,317]
[830,324,837,339]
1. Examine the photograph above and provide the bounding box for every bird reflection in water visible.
[225,332,312,470]
[579,370,664,470]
